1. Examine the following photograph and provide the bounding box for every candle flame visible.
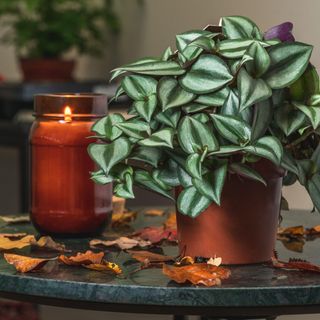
[64,106,72,122]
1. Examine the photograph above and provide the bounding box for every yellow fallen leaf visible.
[84,261,122,274]
[0,235,35,250]
[0,216,30,224]
[4,253,57,273]
[144,209,165,216]
[90,237,151,250]
[207,257,222,267]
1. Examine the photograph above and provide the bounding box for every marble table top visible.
[0,209,320,317]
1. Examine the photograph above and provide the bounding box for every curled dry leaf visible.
[207,257,222,267]
[271,256,320,273]
[0,235,35,250]
[144,209,165,216]
[59,250,104,266]
[112,211,137,227]
[90,237,151,250]
[84,261,122,274]
[0,233,27,239]
[134,226,177,244]
[4,253,57,273]
[31,236,69,252]
[164,212,177,229]
[175,256,195,266]
[0,216,30,224]
[127,250,174,264]
[277,226,305,237]
[163,263,231,287]
[306,225,320,235]
[277,236,305,253]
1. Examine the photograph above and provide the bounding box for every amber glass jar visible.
[30,93,112,236]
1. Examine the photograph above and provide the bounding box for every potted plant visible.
[0,0,120,81]
[88,16,320,264]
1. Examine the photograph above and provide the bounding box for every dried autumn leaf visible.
[127,250,174,264]
[0,235,35,250]
[271,256,320,273]
[31,236,69,252]
[112,196,126,215]
[4,253,57,273]
[163,263,231,287]
[134,226,177,244]
[144,209,165,216]
[0,216,30,224]
[207,257,222,267]
[175,256,195,266]
[277,225,305,237]
[84,260,122,274]
[59,250,104,266]
[112,211,137,226]
[164,212,177,229]
[90,237,151,250]
[0,233,27,239]
[306,225,320,235]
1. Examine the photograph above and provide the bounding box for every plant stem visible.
[285,129,314,149]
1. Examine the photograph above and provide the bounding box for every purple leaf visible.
[264,22,295,42]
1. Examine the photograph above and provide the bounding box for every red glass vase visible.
[30,93,112,236]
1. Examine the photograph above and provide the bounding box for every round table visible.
[1,209,320,320]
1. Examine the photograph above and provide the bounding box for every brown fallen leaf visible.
[84,260,122,274]
[90,237,151,250]
[134,226,177,244]
[31,236,69,252]
[164,212,176,229]
[112,211,137,227]
[59,250,104,265]
[0,235,35,250]
[175,256,195,266]
[163,263,231,287]
[277,225,305,237]
[306,225,320,235]
[4,253,57,273]
[271,256,320,273]
[127,250,174,264]
[0,233,27,239]
[144,209,165,217]
[112,196,126,215]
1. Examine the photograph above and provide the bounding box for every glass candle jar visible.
[30,93,112,236]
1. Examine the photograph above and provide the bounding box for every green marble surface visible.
[0,209,320,311]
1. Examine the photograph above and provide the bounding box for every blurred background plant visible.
[0,0,121,59]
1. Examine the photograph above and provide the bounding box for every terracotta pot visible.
[176,160,285,265]
[19,58,75,82]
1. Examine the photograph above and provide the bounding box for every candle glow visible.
[64,106,72,122]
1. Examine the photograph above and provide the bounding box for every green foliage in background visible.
[0,0,120,58]
[89,16,320,218]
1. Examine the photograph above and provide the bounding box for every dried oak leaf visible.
[59,250,104,266]
[277,226,305,237]
[207,257,222,267]
[271,257,320,273]
[90,237,151,250]
[163,263,231,287]
[306,225,320,235]
[164,212,177,229]
[127,250,174,264]
[112,211,137,227]
[84,261,122,274]
[31,236,69,252]
[4,253,57,273]
[0,216,30,224]
[144,209,165,217]
[0,235,35,250]
[134,226,177,244]
[175,256,195,266]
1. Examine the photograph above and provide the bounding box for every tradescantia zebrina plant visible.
[88,16,320,217]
